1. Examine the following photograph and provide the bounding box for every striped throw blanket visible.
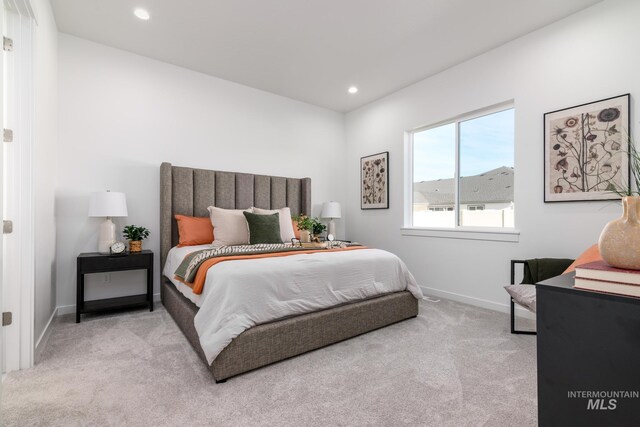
[175,242,355,284]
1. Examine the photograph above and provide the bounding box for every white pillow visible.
[207,206,251,246]
[504,284,537,313]
[252,207,296,243]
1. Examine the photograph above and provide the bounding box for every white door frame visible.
[2,0,35,373]
[0,0,6,389]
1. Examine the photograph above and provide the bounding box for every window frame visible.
[404,101,519,242]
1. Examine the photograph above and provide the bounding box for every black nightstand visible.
[76,250,154,323]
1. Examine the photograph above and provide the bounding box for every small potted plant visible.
[294,214,313,243]
[122,225,150,252]
[293,214,327,243]
[311,219,327,242]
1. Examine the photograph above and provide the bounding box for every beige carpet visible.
[1,299,537,426]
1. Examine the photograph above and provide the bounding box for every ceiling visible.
[51,0,601,112]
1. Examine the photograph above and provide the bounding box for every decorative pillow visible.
[504,284,537,313]
[563,244,602,274]
[175,215,214,247]
[252,207,296,243]
[243,212,283,244]
[207,206,251,246]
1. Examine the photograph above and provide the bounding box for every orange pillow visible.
[563,244,603,274]
[292,220,301,239]
[175,215,214,247]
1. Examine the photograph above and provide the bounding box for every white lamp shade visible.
[88,191,128,217]
[321,201,341,219]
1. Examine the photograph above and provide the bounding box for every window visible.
[410,106,514,229]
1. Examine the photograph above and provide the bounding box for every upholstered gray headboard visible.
[160,162,311,269]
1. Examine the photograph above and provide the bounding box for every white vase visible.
[598,196,640,270]
[299,230,311,243]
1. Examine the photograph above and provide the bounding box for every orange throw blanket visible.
[178,246,367,295]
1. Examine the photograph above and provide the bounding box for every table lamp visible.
[89,191,128,253]
[321,201,341,238]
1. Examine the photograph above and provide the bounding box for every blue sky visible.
[413,109,514,182]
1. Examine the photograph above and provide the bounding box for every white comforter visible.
[165,247,423,364]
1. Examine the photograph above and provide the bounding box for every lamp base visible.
[328,219,336,239]
[98,218,116,254]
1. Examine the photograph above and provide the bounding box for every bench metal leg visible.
[511,298,536,335]
[509,259,536,335]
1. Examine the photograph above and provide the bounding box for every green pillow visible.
[243,211,283,244]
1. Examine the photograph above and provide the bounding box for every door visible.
[2,0,37,386]
[1,0,35,402]
[2,0,32,376]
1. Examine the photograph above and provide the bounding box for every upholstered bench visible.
[505,244,602,334]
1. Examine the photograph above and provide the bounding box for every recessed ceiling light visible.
[134,8,150,20]
[348,86,358,94]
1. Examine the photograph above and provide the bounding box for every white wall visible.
[57,34,346,310]
[345,0,639,312]
[32,0,58,346]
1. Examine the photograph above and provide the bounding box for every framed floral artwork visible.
[544,94,630,202]
[361,151,389,209]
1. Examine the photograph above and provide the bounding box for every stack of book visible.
[574,260,640,297]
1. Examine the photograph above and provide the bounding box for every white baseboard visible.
[56,293,162,316]
[419,285,535,320]
[56,304,75,316]
[56,287,533,326]
[35,307,58,363]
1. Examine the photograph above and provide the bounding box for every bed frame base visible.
[161,278,419,382]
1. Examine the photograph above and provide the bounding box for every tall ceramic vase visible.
[598,196,640,270]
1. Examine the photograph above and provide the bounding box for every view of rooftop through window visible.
[412,108,515,228]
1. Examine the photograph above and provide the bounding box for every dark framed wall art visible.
[544,93,630,202]
[361,151,389,209]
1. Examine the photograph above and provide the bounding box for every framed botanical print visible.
[544,94,630,202]
[361,151,389,209]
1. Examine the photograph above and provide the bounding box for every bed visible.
[159,162,420,382]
